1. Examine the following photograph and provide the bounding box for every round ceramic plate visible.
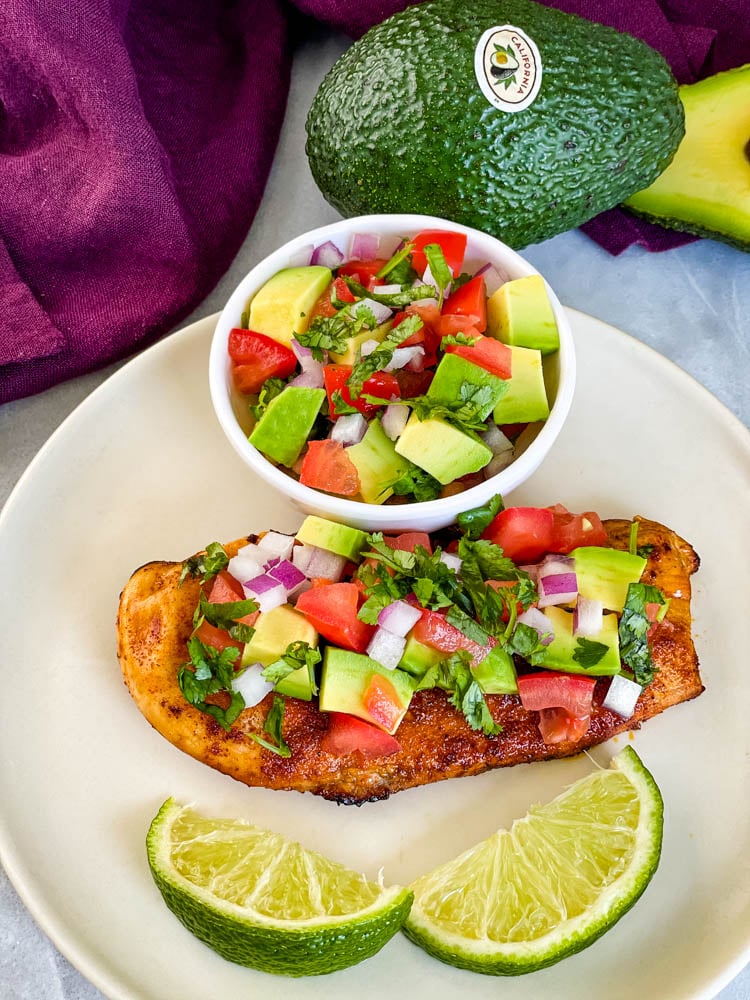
[1,312,748,1000]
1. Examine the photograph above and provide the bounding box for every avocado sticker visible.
[474,25,542,112]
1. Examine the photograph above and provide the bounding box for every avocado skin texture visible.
[305,0,685,249]
[624,64,750,251]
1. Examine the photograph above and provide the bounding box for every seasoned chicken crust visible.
[116,517,702,804]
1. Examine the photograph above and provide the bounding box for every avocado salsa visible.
[178,498,666,758]
[228,229,560,504]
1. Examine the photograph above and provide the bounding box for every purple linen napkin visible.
[1,1,747,403]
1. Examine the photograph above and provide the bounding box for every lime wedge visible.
[403,746,663,974]
[147,799,413,976]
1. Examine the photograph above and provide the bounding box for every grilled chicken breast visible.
[116,517,702,803]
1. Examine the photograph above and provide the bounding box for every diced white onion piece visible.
[354,297,392,325]
[373,283,401,295]
[366,627,407,670]
[349,232,380,261]
[422,263,451,299]
[231,663,274,708]
[290,338,313,363]
[473,262,506,296]
[601,674,642,719]
[291,368,325,389]
[385,345,424,371]
[257,531,295,563]
[517,607,555,645]
[291,543,347,582]
[359,339,380,357]
[331,412,368,445]
[228,553,264,586]
[573,596,604,637]
[286,244,313,268]
[243,577,287,613]
[540,553,575,574]
[311,240,344,268]
[484,451,515,478]
[268,559,307,593]
[377,600,422,637]
[381,403,409,441]
[481,423,514,455]
[439,551,462,574]
[538,572,578,608]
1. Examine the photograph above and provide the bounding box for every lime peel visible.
[403,746,663,975]
[146,799,413,977]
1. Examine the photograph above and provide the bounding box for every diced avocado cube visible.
[398,633,444,678]
[274,664,315,701]
[427,353,507,421]
[534,606,621,676]
[241,604,318,667]
[329,320,392,366]
[247,266,332,346]
[471,645,518,693]
[346,417,411,504]
[295,515,367,561]
[319,647,414,733]
[493,345,550,425]
[394,414,491,485]
[572,547,647,613]
[249,386,325,467]
[487,274,560,356]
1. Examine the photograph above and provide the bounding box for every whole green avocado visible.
[305,0,685,248]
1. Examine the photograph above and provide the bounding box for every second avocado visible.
[306,0,684,248]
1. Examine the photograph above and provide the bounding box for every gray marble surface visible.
[1,25,748,1000]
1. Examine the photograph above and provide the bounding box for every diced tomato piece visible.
[333,276,357,303]
[444,334,512,379]
[517,671,596,716]
[337,259,389,286]
[482,506,555,563]
[548,505,608,553]
[645,602,662,623]
[394,368,434,398]
[194,619,243,655]
[295,583,375,653]
[323,364,401,418]
[320,712,401,759]
[228,330,297,394]
[398,307,442,368]
[537,707,591,744]
[298,439,361,496]
[411,610,491,666]
[207,570,244,604]
[308,277,359,322]
[386,531,433,555]
[410,230,467,278]
[362,674,403,732]
[442,275,487,331]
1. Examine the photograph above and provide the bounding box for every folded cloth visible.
[0,0,746,402]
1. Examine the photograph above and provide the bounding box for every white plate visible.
[1,311,748,1000]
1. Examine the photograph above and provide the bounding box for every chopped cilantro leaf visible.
[417,651,501,736]
[262,641,321,695]
[179,542,230,587]
[410,382,498,435]
[441,332,479,348]
[619,582,666,685]
[422,244,452,306]
[389,463,442,502]
[342,277,437,309]
[376,241,415,281]
[572,637,610,669]
[249,695,291,757]
[445,605,491,647]
[456,493,504,539]
[193,592,258,636]
[250,377,286,421]
[177,636,244,731]
[297,301,377,361]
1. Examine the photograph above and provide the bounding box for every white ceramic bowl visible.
[209,214,575,532]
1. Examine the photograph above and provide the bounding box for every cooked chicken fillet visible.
[116,517,702,803]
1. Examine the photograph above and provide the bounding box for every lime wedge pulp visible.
[403,746,663,975]
[146,799,413,977]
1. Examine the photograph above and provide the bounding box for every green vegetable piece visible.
[471,645,518,694]
[427,354,506,422]
[319,647,414,733]
[241,605,318,668]
[487,275,560,356]
[572,546,647,613]
[394,414,491,485]
[295,515,368,560]
[248,266,332,346]
[249,386,325,467]
[493,345,550,425]
[533,606,621,676]
[346,417,412,504]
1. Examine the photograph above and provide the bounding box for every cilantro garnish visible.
[572,637,610,669]
[507,621,551,662]
[410,382,500,435]
[177,636,245,732]
[417,650,501,736]
[445,605,492,647]
[250,377,286,420]
[389,463,443,502]
[192,592,258,643]
[628,519,655,560]
[179,542,230,587]
[342,277,437,309]
[346,315,423,399]
[457,537,537,636]
[619,583,666,685]
[441,332,479,348]
[249,695,291,757]
[422,243,452,307]
[297,302,377,361]
[456,493,504,540]
[240,303,251,329]
[376,241,416,283]
[262,641,321,696]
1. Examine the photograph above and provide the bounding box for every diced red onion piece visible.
[381,404,409,441]
[366,627,407,670]
[355,298,392,325]
[311,240,344,268]
[268,559,307,592]
[331,412,368,445]
[290,338,314,364]
[422,264,451,299]
[377,600,422,637]
[484,451,515,478]
[439,551,462,574]
[359,339,380,358]
[244,573,279,595]
[291,543,346,582]
[481,423,514,455]
[243,577,287,613]
[385,346,424,371]
[227,553,264,586]
[473,262,506,295]
[601,674,642,719]
[517,607,555,645]
[231,663,274,708]
[258,531,295,563]
[349,232,380,262]
[291,369,325,389]
[573,596,604,637]
[286,244,313,268]
[538,572,578,607]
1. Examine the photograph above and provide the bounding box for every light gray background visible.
[1,25,748,1000]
